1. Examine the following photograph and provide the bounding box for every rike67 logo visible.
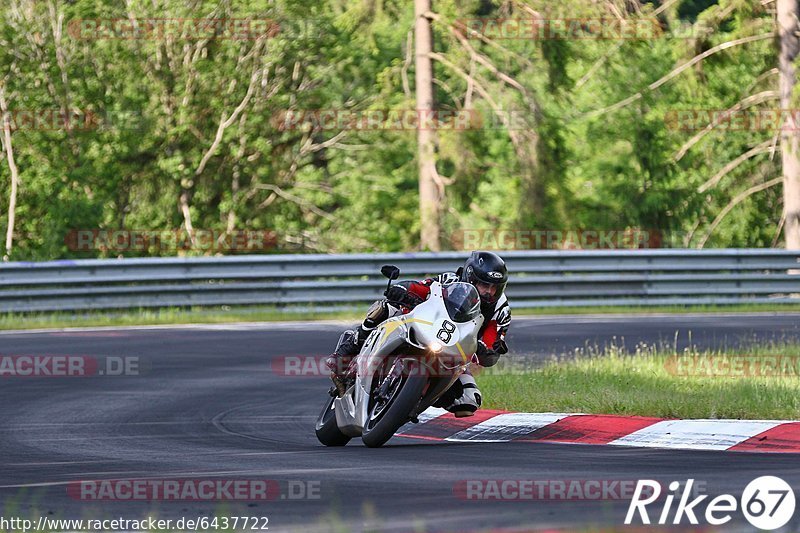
[626,476,795,530]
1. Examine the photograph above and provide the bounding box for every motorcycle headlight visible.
[428,341,444,353]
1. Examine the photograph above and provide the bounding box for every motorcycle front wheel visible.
[315,394,351,446]
[361,358,426,448]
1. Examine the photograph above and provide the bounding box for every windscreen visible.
[442,282,481,323]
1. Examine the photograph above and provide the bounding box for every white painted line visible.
[396,407,448,436]
[445,412,573,442]
[417,407,448,423]
[609,419,785,451]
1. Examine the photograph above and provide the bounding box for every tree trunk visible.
[415,0,441,251]
[0,86,19,261]
[778,0,800,249]
[179,186,195,246]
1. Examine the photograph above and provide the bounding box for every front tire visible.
[362,358,426,448]
[315,395,351,446]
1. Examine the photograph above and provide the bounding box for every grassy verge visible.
[513,302,800,315]
[477,342,800,419]
[0,306,362,330]
[1,302,800,331]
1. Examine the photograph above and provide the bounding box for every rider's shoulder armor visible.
[493,296,511,327]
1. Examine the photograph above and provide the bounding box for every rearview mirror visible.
[381,265,400,280]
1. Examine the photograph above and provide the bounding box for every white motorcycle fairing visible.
[333,281,483,437]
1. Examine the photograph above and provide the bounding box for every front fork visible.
[375,357,407,400]
[407,356,468,420]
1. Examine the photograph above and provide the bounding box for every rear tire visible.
[362,359,426,448]
[315,395,351,446]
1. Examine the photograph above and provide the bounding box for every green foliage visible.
[0,0,785,259]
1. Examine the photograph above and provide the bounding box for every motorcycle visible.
[315,265,484,448]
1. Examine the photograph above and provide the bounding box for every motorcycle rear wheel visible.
[362,358,426,448]
[315,394,351,446]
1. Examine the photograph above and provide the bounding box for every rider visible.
[326,251,511,417]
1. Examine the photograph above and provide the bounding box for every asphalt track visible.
[1,314,800,532]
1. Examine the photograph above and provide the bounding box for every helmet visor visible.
[442,282,481,323]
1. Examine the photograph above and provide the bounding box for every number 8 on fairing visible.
[437,320,456,343]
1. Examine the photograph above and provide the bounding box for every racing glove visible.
[476,340,506,367]
[384,283,425,308]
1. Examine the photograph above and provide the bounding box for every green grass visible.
[513,302,800,315]
[477,342,800,419]
[1,302,799,331]
[0,306,361,330]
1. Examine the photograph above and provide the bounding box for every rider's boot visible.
[325,300,390,393]
[325,329,360,396]
[434,373,482,418]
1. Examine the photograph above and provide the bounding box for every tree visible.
[0,0,795,259]
[778,0,800,249]
[0,85,19,260]
[415,0,441,251]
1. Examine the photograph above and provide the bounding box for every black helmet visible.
[460,251,508,305]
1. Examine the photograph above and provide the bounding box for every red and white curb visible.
[396,408,800,453]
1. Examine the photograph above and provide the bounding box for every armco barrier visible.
[0,249,798,312]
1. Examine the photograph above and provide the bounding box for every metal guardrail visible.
[0,249,799,312]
